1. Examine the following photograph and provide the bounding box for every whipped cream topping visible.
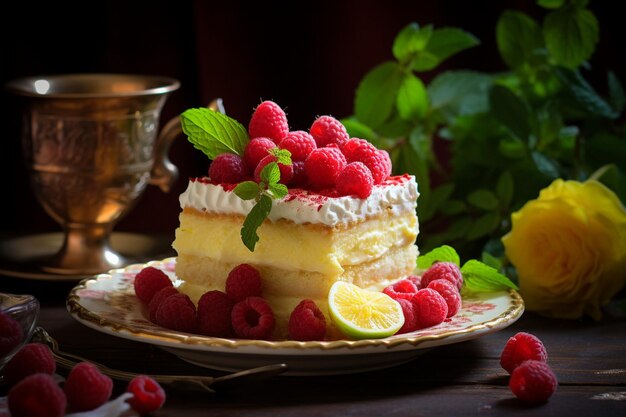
[179,174,419,227]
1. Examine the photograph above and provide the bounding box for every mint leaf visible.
[233,181,260,200]
[544,6,598,68]
[461,259,519,292]
[240,194,272,252]
[496,10,545,69]
[269,148,293,165]
[532,151,560,178]
[555,68,619,119]
[467,189,499,210]
[260,162,280,185]
[396,74,429,121]
[417,245,460,269]
[393,23,433,62]
[341,117,377,141]
[489,85,532,141]
[268,183,288,199]
[355,61,404,129]
[427,71,492,117]
[420,27,479,67]
[465,212,500,240]
[180,108,249,159]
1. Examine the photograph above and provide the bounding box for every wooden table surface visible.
[1,276,625,417]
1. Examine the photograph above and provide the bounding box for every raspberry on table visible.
[509,360,558,403]
[254,154,294,185]
[148,286,179,323]
[500,332,548,374]
[243,137,276,171]
[231,297,275,340]
[154,293,197,333]
[279,130,317,161]
[8,373,66,417]
[304,147,347,189]
[396,298,419,334]
[248,100,289,142]
[383,278,419,301]
[63,362,113,412]
[225,264,263,303]
[133,266,173,304]
[288,299,326,341]
[127,375,166,415]
[197,290,234,337]
[208,153,248,184]
[336,162,374,198]
[420,261,463,291]
[3,343,56,385]
[412,288,448,329]
[309,115,349,147]
[0,310,24,357]
[426,279,462,318]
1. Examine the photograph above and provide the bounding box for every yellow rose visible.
[502,179,626,320]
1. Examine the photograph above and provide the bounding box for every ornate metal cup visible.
[6,74,180,275]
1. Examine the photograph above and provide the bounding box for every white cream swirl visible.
[179,175,419,227]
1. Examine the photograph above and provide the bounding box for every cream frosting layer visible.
[179,174,418,227]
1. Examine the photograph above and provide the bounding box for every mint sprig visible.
[233,154,291,251]
[417,245,518,293]
[180,107,249,159]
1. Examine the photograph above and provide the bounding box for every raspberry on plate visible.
[420,261,463,291]
[127,375,166,415]
[208,153,248,184]
[243,137,277,171]
[3,343,56,385]
[8,373,67,417]
[197,290,234,337]
[336,161,374,198]
[133,266,173,304]
[279,130,317,161]
[249,100,289,142]
[383,278,419,301]
[0,310,24,357]
[500,332,548,374]
[225,264,263,302]
[154,293,197,333]
[509,360,558,403]
[148,286,179,323]
[396,298,419,334]
[426,279,462,318]
[288,299,326,341]
[304,147,347,189]
[64,362,113,412]
[254,154,294,185]
[309,115,349,147]
[412,288,448,329]
[231,296,275,340]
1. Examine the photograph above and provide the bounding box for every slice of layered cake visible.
[172,101,419,339]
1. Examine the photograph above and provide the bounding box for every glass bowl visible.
[0,293,40,370]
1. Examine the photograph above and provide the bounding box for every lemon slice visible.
[328,281,405,339]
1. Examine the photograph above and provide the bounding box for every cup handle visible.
[150,98,226,193]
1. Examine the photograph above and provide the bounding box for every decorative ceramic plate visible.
[67,258,524,376]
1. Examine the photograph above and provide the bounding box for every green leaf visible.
[410,51,440,72]
[496,171,514,207]
[608,71,625,113]
[355,61,404,129]
[466,212,500,240]
[341,117,377,141]
[543,6,599,68]
[392,23,433,62]
[489,85,532,141]
[414,28,479,71]
[427,71,492,117]
[555,67,619,119]
[440,199,466,215]
[417,245,460,269]
[260,162,280,185]
[532,151,560,178]
[467,189,499,210]
[537,0,564,9]
[233,181,260,201]
[498,137,526,158]
[240,194,273,252]
[422,184,455,221]
[461,259,519,293]
[496,10,545,69]
[269,148,293,165]
[396,74,429,120]
[180,108,249,159]
[268,183,288,200]
[481,251,503,270]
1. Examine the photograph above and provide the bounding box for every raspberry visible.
[383,278,419,301]
[396,298,419,334]
[231,297,275,340]
[248,100,289,142]
[406,275,422,289]
[290,160,308,187]
[279,130,317,161]
[243,137,276,171]
[148,286,179,323]
[309,115,349,147]
[154,293,197,333]
[208,153,248,184]
[288,299,326,341]
[509,360,557,403]
[254,154,294,185]
[225,264,263,303]
[134,266,173,304]
[336,162,374,198]
[341,138,377,162]
[64,362,113,412]
[197,290,234,337]
[304,147,347,189]
[426,279,462,318]
[340,138,391,184]
[3,343,56,385]
[127,375,166,415]
[412,288,448,329]
[0,310,23,357]
[500,332,548,374]
[420,262,463,291]
[8,373,66,417]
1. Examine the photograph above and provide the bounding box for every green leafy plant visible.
[343,0,625,264]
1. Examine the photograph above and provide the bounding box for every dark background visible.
[1,0,624,238]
